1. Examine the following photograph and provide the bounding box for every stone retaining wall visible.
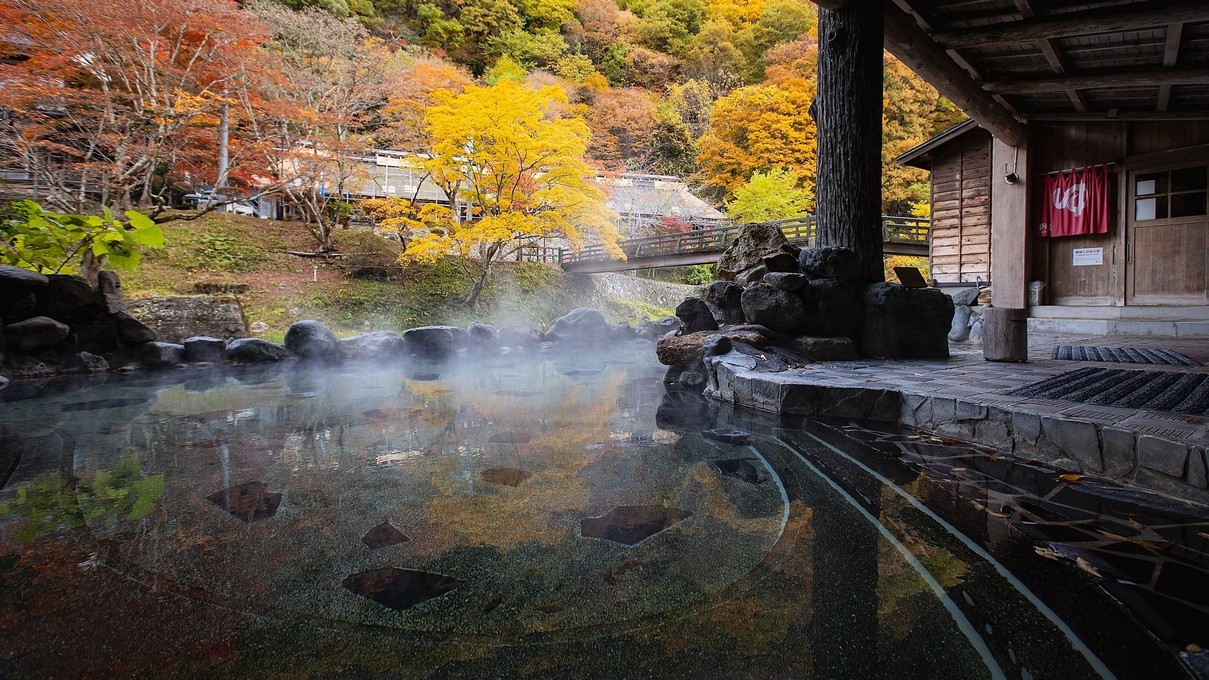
[707,352,1209,506]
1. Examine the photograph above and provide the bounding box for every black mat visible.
[1010,367,1209,415]
[1051,345,1201,366]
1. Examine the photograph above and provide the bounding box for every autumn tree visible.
[585,88,657,172]
[414,79,622,307]
[725,168,811,223]
[0,0,266,213]
[882,54,964,215]
[695,82,815,200]
[377,56,473,153]
[252,1,404,251]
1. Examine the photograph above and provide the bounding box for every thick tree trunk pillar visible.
[983,307,1029,362]
[814,0,885,283]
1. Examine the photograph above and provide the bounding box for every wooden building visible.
[885,0,1209,336]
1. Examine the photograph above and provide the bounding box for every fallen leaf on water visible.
[1076,557,1104,579]
[1034,546,1062,561]
[951,467,968,473]
[1188,644,1204,653]
[1057,473,1082,483]
[1198,531,1209,541]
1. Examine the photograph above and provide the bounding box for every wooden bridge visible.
[551,215,929,274]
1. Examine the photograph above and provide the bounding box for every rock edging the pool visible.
[0,265,679,384]
[705,350,1209,507]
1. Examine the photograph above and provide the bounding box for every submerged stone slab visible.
[206,481,282,522]
[342,568,462,611]
[361,521,411,550]
[580,505,692,546]
[482,468,532,486]
[713,458,765,484]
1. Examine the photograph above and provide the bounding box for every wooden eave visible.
[895,119,985,168]
[882,0,1209,144]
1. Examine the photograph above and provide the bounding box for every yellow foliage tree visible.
[695,82,816,200]
[413,79,623,307]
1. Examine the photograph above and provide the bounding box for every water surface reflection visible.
[0,354,1200,678]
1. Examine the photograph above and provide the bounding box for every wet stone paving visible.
[0,353,1206,678]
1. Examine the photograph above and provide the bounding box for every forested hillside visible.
[0,0,965,247]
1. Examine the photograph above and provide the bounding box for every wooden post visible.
[987,137,1031,361]
[814,0,885,283]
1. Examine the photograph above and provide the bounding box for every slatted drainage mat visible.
[1052,345,1201,366]
[1009,366,1209,415]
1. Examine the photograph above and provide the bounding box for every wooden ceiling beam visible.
[1038,38,1068,74]
[883,2,1025,145]
[1012,0,1036,20]
[934,0,1209,50]
[1164,23,1185,67]
[1157,84,1172,112]
[984,67,1209,94]
[1067,90,1089,113]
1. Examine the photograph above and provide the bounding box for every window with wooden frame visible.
[1133,165,1208,221]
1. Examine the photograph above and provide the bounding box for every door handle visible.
[1127,242,1133,264]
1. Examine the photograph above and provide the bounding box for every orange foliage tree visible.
[0,0,266,213]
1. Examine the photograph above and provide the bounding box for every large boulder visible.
[227,337,294,363]
[467,322,499,349]
[136,341,185,368]
[637,316,681,342]
[285,320,343,363]
[43,275,104,324]
[340,331,407,360]
[547,308,610,346]
[113,310,158,344]
[948,305,973,342]
[675,298,718,334]
[656,328,772,366]
[5,316,70,352]
[857,283,954,359]
[183,336,228,363]
[497,324,544,350]
[740,283,807,336]
[0,265,47,325]
[704,281,745,326]
[797,246,863,281]
[126,295,248,344]
[716,223,789,281]
[801,279,863,338]
[403,325,469,360]
[97,271,126,314]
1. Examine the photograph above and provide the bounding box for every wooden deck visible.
[555,216,930,274]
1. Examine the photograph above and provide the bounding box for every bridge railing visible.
[559,214,929,266]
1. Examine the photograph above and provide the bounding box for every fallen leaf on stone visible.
[983,453,1005,461]
[951,467,967,473]
[1057,473,1082,483]
[1188,644,1204,653]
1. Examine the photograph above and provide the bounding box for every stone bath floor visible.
[714,332,1209,506]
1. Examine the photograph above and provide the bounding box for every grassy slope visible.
[120,213,674,341]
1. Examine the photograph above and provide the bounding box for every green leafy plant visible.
[0,199,164,279]
[0,456,165,540]
[684,264,715,285]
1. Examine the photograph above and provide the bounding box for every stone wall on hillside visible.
[588,273,701,312]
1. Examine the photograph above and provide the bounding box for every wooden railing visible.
[557,215,930,268]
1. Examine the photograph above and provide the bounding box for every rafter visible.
[1037,38,1068,74]
[883,3,1024,145]
[933,0,1209,50]
[983,67,1209,95]
[1164,23,1185,67]
[1012,0,1035,20]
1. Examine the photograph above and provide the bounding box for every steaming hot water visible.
[0,350,1204,678]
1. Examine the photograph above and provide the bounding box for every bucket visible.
[1028,281,1046,307]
